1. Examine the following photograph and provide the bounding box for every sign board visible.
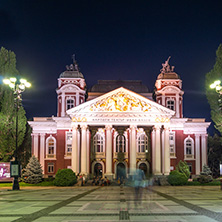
[10,161,21,177]
[220,163,222,176]
[0,162,11,181]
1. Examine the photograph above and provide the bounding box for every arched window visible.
[46,136,56,158]
[93,133,104,152]
[66,98,75,110]
[116,135,126,152]
[138,133,148,152]
[166,99,175,111]
[184,136,194,159]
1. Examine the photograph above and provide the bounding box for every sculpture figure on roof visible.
[65,54,80,71]
[160,56,175,73]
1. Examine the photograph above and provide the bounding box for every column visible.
[61,92,65,117]
[71,124,79,173]
[105,125,113,179]
[176,95,180,118]
[151,128,156,174]
[40,133,45,174]
[155,125,161,175]
[201,134,207,168]
[76,92,80,106]
[86,128,90,174]
[161,129,165,174]
[130,125,137,174]
[164,126,170,175]
[195,134,200,175]
[81,124,88,175]
[32,133,39,158]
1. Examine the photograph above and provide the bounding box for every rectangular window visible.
[167,100,175,111]
[48,163,54,173]
[66,132,72,154]
[169,132,175,155]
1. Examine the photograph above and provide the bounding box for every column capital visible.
[105,125,112,131]
[71,123,78,129]
[31,133,39,137]
[80,124,88,130]
[130,125,137,130]
[153,125,161,131]
[39,133,46,137]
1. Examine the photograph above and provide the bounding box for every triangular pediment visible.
[67,87,175,124]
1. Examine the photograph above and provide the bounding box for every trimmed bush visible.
[167,170,188,186]
[53,169,77,186]
[176,160,190,179]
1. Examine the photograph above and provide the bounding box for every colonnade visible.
[70,123,171,178]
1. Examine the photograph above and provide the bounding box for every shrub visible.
[176,160,190,179]
[200,164,212,176]
[53,169,77,186]
[168,170,188,186]
[21,156,43,184]
[197,175,213,184]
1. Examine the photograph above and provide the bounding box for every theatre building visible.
[28,58,210,179]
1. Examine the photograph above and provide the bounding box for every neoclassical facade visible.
[29,58,210,179]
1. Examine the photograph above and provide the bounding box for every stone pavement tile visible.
[180,215,218,222]
[0,217,21,221]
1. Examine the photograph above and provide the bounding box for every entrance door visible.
[94,163,103,177]
[139,163,148,176]
[117,163,126,180]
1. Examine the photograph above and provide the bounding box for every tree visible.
[208,134,222,178]
[205,44,222,134]
[0,47,27,162]
[21,156,43,184]
[176,160,190,179]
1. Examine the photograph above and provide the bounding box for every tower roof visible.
[157,56,180,80]
[59,57,84,79]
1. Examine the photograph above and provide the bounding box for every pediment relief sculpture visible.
[89,92,152,112]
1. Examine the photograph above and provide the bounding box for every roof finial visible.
[72,54,76,64]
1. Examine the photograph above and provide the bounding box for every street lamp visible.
[210,80,222,94]
[3,77,31,190]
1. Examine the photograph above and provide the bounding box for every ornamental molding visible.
[156,85,184,95]
[56,83,85,94]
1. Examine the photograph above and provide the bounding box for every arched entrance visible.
[94,163,103,177]
[139,163,148,175]
[116,163,126,180]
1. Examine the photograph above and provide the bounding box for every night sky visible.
[1,0,222,132]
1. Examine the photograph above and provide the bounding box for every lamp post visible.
[3,77,31,190]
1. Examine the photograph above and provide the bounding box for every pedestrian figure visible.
[133,168,145,205]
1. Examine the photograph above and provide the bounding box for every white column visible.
[130,125,137,174]
[152,128,156,174]
[32,133,39,158]
[164,127,170,175]
[81,124,88,175]
[105,125,113,179]
[61,92,65,117]
[76,92,80,106]
[161,129,165,174]
[176,94,180,118]
[40,133,45,174]
[86,128,90,174]
[71,124,79,174]
[195,134,200,175]
[155,125,161,175]
[201,134,207,168]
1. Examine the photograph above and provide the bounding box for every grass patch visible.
[0,181,54,187]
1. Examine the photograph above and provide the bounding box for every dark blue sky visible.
[1,0,222,131]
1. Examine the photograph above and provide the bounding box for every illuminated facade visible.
[29,58,210,179]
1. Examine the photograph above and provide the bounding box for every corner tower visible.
[155,57,184,118]
[56,58,86,117]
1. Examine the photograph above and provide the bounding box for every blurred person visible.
[133,168,145,205]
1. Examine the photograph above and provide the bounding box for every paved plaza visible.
[0,185,222,222]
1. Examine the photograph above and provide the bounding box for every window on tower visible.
[66,98,75,110]
[166,99,175,111]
